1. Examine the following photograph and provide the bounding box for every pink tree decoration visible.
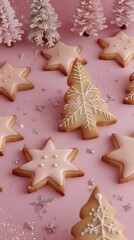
[71,0,107,37]
[111,0,134,29]
[0,0,24,47]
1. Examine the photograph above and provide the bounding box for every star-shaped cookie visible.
[13,138,84,195]
[102,133,134,183]
[41,41,87,76]
[123,72,134,104]
[98,31,134,67]
[0,61,34,101]
[0,115,23,155]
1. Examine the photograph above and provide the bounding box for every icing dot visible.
[95,193,102,205]
[42,155,47,159]
[39,163,45,167]
[53,154,58,159]
[9,75,13,78]
[52,163,58,168]
[128,40,133,43]
[120,37,124,40]
[114,43,118,47]
[3,79,7,83]
[124,46,128,50]
[2,70,6,73]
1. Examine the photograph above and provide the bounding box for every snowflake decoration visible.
[30,195,53,219]
[59,61,116,138]
[45,222,57,233]
[81,193,118,240]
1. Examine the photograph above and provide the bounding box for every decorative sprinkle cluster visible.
[30,195,54,219]
[112,193,133,212]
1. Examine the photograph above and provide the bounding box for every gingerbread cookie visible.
[123,72,134,104]
[0,61,34,101]
[102,133,134,183]
[0,115,23,155]
[59,59,117,139]
[13,137,84,195]
[71,186,127,240]
[41,41,87,76]
[98,31,134,67]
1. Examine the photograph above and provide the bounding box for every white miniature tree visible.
[0,0,24,47]
[111,0,134,29]
[71,0,107,37]
[27,0,61,48]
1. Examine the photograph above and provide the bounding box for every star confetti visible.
[13,138,84,195]
[98,31,134,67]
[41,41,87,76]
[0,61,34,101]
[45,222,57,233]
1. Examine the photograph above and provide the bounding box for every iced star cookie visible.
[0,61,34,101]
[13,138,84,195]
[102,133,134,183]
[59,59,117,139]
[98,31,134,67]
[41,41,87,76]
[123,72,134,104]
[0,115,23,155]
[71,186,127,240]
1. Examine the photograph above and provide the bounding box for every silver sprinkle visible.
[123,203,133,211]
[87,148,94,154]
[33,129,40,134]
[45,222,57,233]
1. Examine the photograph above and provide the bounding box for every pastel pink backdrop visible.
[0,0,134,239]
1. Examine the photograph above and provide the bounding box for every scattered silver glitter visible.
[45,222,57,233]
[56,89,63,95]
[113,194,124,201]
[107,94,115,102]
[34,49,39,55]
[35,105,45,112]
[15,121,24,128]
[33,129,40,134]
[52,101,60,108]
[87,148,94,154]
[123,203,133,212]
[88,179,95,186]
[12,159,20,164]
[24,221,35,231]
[115,79,119,83]
[41,88,46,92]
[18,53,25,60]
[30,195,53,219]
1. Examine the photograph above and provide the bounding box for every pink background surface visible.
[0,0,134,239]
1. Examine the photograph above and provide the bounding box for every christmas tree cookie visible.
[59,59,117,139]
[71,186,127,240]
[123,72,134,104]
[13,138,84,195]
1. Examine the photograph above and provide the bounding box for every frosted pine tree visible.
[111,0,134,29]
[71,187,128,240]
[59,59,116,139]
[0,0,24,47]
[71,0,107,37]
[124,72,134,104]
[28,0,61,48]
